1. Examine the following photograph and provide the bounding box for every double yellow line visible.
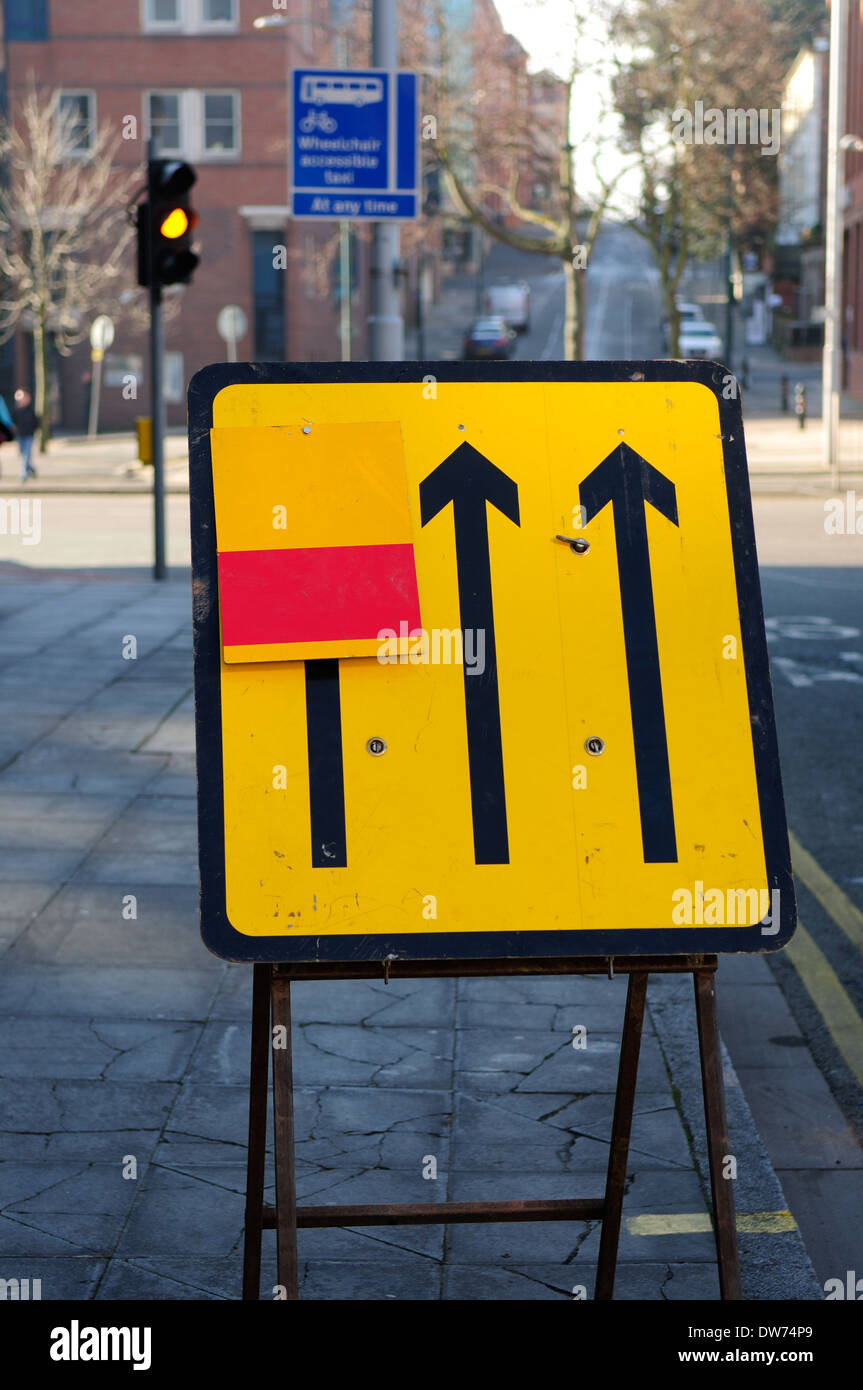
[629,839,862,1242]
[786,833,863,1089]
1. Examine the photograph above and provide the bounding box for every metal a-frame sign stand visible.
[188,361,796,1303]
[240,954,737,1301]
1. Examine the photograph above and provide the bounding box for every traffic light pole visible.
[150,281,166,581]
[147,139,167,581]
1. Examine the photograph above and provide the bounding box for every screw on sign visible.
[187,360,796,963]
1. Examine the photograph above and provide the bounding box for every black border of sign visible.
[188,359,796,963]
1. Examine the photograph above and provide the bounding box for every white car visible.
[662,299,705,348]
[483,282,530,333]
[678,320,723,359]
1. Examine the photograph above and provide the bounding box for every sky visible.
[494,0,639,211]
[494,0,578,78]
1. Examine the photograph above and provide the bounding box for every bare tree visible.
[414,0,626,360]
[0,84,142,448]
[611,0,790,355]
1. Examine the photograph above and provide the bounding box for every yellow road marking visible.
[789,832,863,957]
[627,1211,796,1236]
[785,921,863,1089]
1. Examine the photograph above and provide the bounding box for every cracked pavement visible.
[0,573,821,1300]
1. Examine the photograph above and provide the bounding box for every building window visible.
[148,93,182,154]
[57,92,96,157]
[143,0,182,30]
[201,0,236,23]
[203,93,238,154]
[5,0,49,40]
[142,0,237,32]
[145,90,240,160]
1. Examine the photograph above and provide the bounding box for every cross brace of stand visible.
[242,954,741,1301]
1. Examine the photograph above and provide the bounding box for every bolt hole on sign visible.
[188,362,795,964]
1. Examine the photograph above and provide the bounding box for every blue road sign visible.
[290,68,419,221]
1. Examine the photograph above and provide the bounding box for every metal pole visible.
[339,222,352,361]
[147,137,167,582]
[87,352,103,438]
[335,28,352,363]
[823,0,848,485]
[724,146,734,368]
[416,255,425,360]
[368,0,403,360]
[474,229,485,314]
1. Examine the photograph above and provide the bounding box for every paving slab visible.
[0,571,824,1301]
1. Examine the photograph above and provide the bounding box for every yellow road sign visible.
[189,362,795,962]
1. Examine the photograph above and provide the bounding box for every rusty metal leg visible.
[271,969,299,1300]
[242,964,272,1300]
[594,970,648,1300]
[694,967,743,1300]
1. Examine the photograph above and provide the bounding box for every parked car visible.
[483,282,530,333]
[678,320,724,359]
[662,299,705,348]
[463,316,515,360]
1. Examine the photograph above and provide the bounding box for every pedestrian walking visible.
[0,393,15,476]
[13,389,39,481]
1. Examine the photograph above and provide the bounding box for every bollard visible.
[780,374,789,412]
[741,357,750,390]
[136,417,153,465]
[794,382,806,429]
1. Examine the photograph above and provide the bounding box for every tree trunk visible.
[665,290,681,358]
[561,256,587,362]
[34,313,50,452]
[562,257,575,361]
[573,263,586,361]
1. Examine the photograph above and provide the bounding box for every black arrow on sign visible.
[578,443,679,864]
[304,658,347,868]
[420,441,520,865]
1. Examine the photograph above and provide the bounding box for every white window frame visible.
[200,89,240,158]
[164,351,185,404]
[56,90,97,159]
[145,90,184,156]
[141,0,184,33]
[141,0,237,34]
[197,0,237,31]
[144,89,240,161]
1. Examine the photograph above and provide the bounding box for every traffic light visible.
[137,159,199,290]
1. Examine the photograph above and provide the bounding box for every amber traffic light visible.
[137,159,199,289]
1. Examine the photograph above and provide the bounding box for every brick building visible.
[774,39,829,338]
[0,0,568,431]
[1,0,371,430]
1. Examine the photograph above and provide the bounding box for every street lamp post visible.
[368,0,404,360]
[822,0,850,486]
[254,12,353,362]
